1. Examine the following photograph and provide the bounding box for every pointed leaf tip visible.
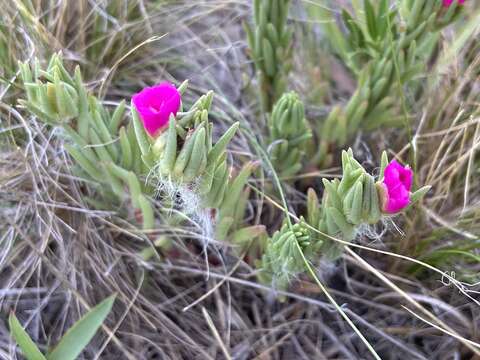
[410,185,431,204]
[47,295,116,360]
[9,312,46,360]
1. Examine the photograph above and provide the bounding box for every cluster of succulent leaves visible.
[136,91,239,208]
[258,220,318,291]
[339,0,463,72]
[245,0,293,111]
[18,54,264,250]
[313,0,465,165]
[259,149,430,288]
[9,295,115,360]
[19,55,155,229]
[132,90,263,243]
[268,91,312,177]
[259,150,379,287]
[307,149,385,260]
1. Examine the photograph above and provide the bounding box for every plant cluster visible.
[2,0,477,359]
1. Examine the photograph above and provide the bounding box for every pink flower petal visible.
[132,82,181,137]
[443,0,465,6]
[382,160,413,214]
[385,195,410,213]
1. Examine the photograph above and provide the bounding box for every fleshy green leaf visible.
[364,0,377,40]
[410,185,431,204]
[9,313,47,360]
[47,295,116,360]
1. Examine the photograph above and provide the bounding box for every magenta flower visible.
[443,0,465,7]
[381,160,413,214]
[132,83,181,137]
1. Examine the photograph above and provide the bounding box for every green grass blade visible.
[47,295,116,360]
[9,313,47,360]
